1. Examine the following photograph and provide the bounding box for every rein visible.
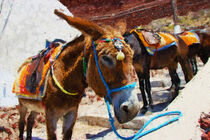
[52,38,182,139]
[92,37,182,139]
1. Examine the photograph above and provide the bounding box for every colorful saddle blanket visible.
[178,31,200,46]
[131,29,178,55]
[12,40,65,100]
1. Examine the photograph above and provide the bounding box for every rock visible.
[60,0,210,30]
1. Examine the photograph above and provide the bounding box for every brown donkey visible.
[123,28,193,113]
[196,27,210,64]
[178,27,210,74]
[15,10,140,140]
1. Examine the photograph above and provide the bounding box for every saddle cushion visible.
[141,30,160,45]
[178,31,200,46]
[12,43,63,100]
[132,29,178,55]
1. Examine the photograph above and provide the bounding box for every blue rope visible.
[109,82,136,93]
[132,111,182,140]
[93,40,182,139]
[92,41,109,91]
[106,99,182,140]
[92,41,136,103]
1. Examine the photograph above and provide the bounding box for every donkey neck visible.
[53,35,88,95]
[132,31,148,54]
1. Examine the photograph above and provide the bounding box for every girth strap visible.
[51,65,78,95]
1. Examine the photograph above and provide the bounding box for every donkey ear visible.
[115,19,127,35]
[54,9,105,40]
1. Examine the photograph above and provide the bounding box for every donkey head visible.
[196,27,210,64]
[54,10,140,123]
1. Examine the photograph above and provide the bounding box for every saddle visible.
[141,30,160,45]
[26,39,66,93]
[25,53,45,93]
[13,39,66,99]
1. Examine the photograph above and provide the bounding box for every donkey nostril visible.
[122,105,129,113]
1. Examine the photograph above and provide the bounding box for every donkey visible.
[15,10,140,140]
[175,29,201,75]
[174,27,210,75]
[196,27,210,64]
[123,28,193,113]
[188,27,210,73]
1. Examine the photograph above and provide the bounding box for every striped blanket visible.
[12,41,63,100]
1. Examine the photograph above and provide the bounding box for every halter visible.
[92,38,136,103]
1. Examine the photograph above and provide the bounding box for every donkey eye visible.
[100,55,116,68]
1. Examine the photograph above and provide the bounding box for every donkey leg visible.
[145,77,153,109]
[62,109,78,140]
[136,72,148,113]
[139,80,148,114]
[193,57,198,74]
[179,58,193,83]
[168,68,180,101]
[18,104,28,140]
[138,78,148,106]
[45,110,59,140]
[189,57,198,75]
[139,80,148,108]
[26,111,38,140]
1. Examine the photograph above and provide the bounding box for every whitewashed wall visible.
[0,0,80,106]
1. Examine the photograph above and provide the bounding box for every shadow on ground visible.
[86,128,112,139]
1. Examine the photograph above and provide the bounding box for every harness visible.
[91,38,136,103]
[49,42,78,95]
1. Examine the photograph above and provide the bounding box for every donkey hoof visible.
[169,96,176,103]
[26,137,32,140]
[149,104,154,109]
[140,106,148,114]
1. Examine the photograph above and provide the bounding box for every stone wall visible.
[60,0,210,29]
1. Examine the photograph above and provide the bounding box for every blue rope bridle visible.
[92,38,182,140]
[92,38,137,103]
